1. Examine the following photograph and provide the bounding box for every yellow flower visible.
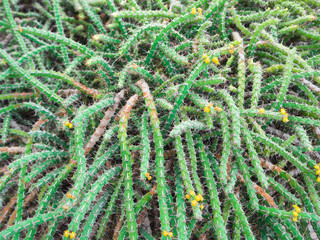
[68,123,73,129]
[18,26,23,33]
[92,34,100,41]
[70,232,76,239]
[163,231,169,236]
[316,170,320,175]
[314,165,320,170]
[148,176,152,180]
[202,54,208,58]
[208,102,213,108]
[145,172,150,178]
[189,190,195,196]
[191,200,198,206]
[292,217,298,222]
[185,194,190,199]
[132,7,136,11]
[204,107,210,113]
[195,194,202,201]
[191,8,197,15]
[295,207,301,214]
[63,230,70,238]
[229,49,234,54]
[283,117,289,123]
[62,205,69,211]
[214,106,222,112]
[10,168,13,172]
[197,8,202,16]
[204,58,210,64]
[259,108,265,115]
[65,121,70,126]
[267,7,270,11]
[292,211,298,217]
[200,204,204,210]
[132,63,138,69]
[212,57,220,65]
[280,108,287,115]
[168,232,174,238]
[317,177,320,183]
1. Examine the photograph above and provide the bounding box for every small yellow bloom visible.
[214,106,222,112]
[280,108,287,115]
[292,217,298,222]
[168,232,174,238]
[202,54,208,58]
[66,192,72,198]
[191,8,197,15]
[276,6,279,10]
[132,7,136,11]
[163,231,169,236]
[191,200,198,206]
[259,108,265,115]
[63,230,70,238]
[229,49,234,54]
[68,123,73,129]
[212,57,220,65]
[10,168,13,172]
[292,211,298,217]
[200,195,204,201]
[18,26,22,33]
[295,207,301,214]
[314,165,320,170]
[185,194,190,200]
[195,194,202,202]
[204,58,211,64]
[132,63,138,69]
[148,176,152,180]
[204,107,210,113]
[267,7,270,11]
[283,117,289,123]
[285,8,288,11]
[65,121,70,126]
[316,170,320,175]
[317,177,320,183]
[70,232,76,239]
[197,8,202,16]
[189,190,195,196]
[208,102,213,108]
[200,204,204,210]
[145,172,150,178]
[62,205,69,211]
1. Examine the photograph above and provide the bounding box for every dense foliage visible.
[1,0,320,239]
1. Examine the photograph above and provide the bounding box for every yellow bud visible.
[296,207,301,213]
[189,190,195,196]
[314,165,320,170]
[70,232,76,239]
[280,108,287,115]
[163,231,169,236]
[197,8,202,16]
[200,204,204,210]
[64,230,70,238]
[202,54,208,58]
[317,177,320,183]
[292,211,298,217]
[212,57,219,65]
[10,168,13,172]
[168,232,173,238]
[276,6,279,10]
[267,7,270,11]
[292,205,298,208]
[204,58,211,64]
[65,121,70,126]
[200,195,204,201]
[68,123,73,129]
[292,217,298,222]
[185,194,190,199]
[229,44,234,49]
[191,200,198,206]
[283,117,289,123]
[229,49,234,54]
[18,26,23,33]
[214,106,222,112]
[204,107,210,113]
[145,172,150,177]
[195,194,202,201]
[148,176,152,180]
[316,170,320,175]
[191,8,197,15]
[132,63,138,69]
[285,8,288,11]
[259,108,265,115]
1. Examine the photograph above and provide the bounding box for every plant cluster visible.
[0,0,320,239]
